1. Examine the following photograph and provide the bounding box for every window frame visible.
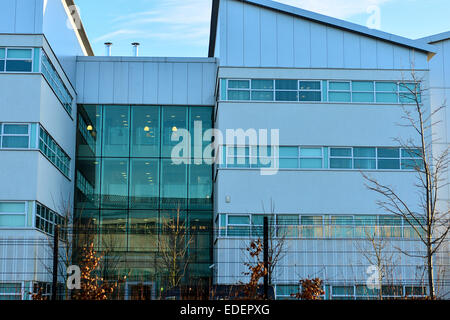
[0,123,31,149]
[0,47,34,73]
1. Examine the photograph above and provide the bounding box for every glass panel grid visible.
[41,50,73,115]
[39,126,70,177]
[0,123,30,149]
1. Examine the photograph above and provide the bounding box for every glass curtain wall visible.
[74,105,213,297]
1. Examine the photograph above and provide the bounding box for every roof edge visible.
[209,0,436,56]
[64,0,94,56]
[417,31,450,44]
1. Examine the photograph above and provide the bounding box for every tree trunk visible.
[427,243,435,299]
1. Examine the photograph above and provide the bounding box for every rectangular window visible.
[275,80,298,101]
[352,81,374,103]
[299,147,323,168]
[227,215,250,236]
[401,148,423,170]
[4,48,32,72]
[41,51,73,115]
[299,81,321,101]
[329,147,352,169]
[377,148,400,169]
[0,48,5,72]
[36,202,65,237]
[1,124,30,149]
[331,216,353,238]
[279,147,299,168]
[0,202,26,227]
[399,82,420,103]
[301,216,323,238]
[328,81,351,102]
[251,79,274,101]
[353,147,376,169]
[277,215,299,237]
[375,82,398,103]
[39,126,71,177]
[227,79,250,101]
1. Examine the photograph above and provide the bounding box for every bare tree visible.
[362,72,450,299]
[158,207,193,289]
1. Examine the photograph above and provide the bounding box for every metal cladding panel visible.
[226,0,244,66]
[143,62,159,103]
[173,63,189,105]
[243,3,261,66]
[98,61,114,102]
[277,14,294,67]
[215,0,429,69]
[83,61,100,102]
[76,58,217,106]
[113,62,129,104]
[128,62,144,104]
[293,18,311,68]
[360,37,378,68]
[157,62,173,104]
[343,32,361,68]
[376,40,394,69]
[327,27,345,68]
[260,9,277,67]
[187,63,203,105]
[15,0,38,33]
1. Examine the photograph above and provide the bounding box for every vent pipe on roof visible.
[132,42,140,57]
[104,42,113,56]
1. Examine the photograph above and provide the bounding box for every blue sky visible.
[74,0,450,57]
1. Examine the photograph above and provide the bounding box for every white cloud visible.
[96,0,212,45]
[276,0,392,19]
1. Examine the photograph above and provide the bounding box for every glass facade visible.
[74,105,213,291]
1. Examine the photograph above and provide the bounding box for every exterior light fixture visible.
[87,125,93,131]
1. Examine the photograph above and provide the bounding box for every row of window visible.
[221,146,423,170]
[0,48,34,72]
[35,202,66,238]
[221,79,419,104]
[0,47,73,117]
[0,122,72,178]
[39,126,71,177]
[276,284,426,300]
[0,202,27,228]
[218,214,425,239]
[41,51,73,115]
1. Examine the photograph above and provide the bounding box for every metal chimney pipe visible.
[104,42,113,56]
[132,42,140,57]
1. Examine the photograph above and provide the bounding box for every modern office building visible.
[0,0,448,300]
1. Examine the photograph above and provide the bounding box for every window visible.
[224,79,322,102]
[299,147,323,168]
[279,147,299,168]
[39,126,71,177]
[329,148,352,169]
[251,79,274,101]
[0,283,22,300]
[0,124,30,148]
[353,147,376,169]
[331,286,354,300]
[352,81,374,103]
[0,48,4,72]
[301,216,323,238]
[377,148,400,169]
[299,81,321,101]
[401,148,423,170]
[275,80,298,101]
[330,216,353,238]
[277,215,299,237]
[227,215,250,236]
[227,79,250,100]
[36,202,65,237]
[0,202,26,227]
[41,50,73,115]
[328,81,351,102]
[0,48,33,72]
[276,285,298,300]
[375,82,398,103]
